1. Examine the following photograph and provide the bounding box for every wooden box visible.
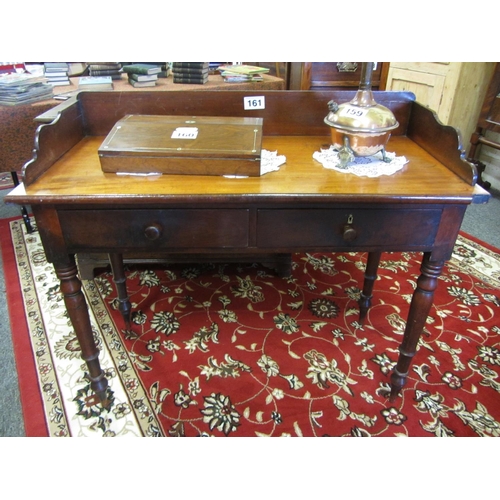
[98,114,263,176]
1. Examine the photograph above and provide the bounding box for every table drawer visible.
[257,208,441,248]
[59,209,250,251]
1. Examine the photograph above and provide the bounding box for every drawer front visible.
[59,209,249,251]
[257,209,441,249]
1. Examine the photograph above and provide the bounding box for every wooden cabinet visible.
[289,62,388,91]
[385,62,496,154]
[469,63,500,190]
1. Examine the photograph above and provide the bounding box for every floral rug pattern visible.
[10,218,500,437]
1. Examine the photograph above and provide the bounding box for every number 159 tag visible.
[244,96,265,110]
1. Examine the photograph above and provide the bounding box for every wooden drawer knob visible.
[343,224,357,241]
[343,215,357,241]
[144,223,162,240]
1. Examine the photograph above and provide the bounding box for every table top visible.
[107,73,285,91]
[7,134,480,206]
[53,73,284,97]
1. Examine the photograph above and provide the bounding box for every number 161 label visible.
[244,96,265,110]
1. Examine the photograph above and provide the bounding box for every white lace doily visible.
[313,146,408,177]
[260,149,286,175]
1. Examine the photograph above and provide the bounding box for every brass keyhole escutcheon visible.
[343,214,357,241]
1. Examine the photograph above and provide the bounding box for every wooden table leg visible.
[389,252,443,401]
[108,253,132,329]
[11,171,33,233]
[54,257,110,407]
[358,251,382,324]
[275,253,293,278]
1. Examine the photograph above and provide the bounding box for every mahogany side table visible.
[5,90,489,406]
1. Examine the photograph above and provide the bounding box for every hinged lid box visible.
[98,114,263,176]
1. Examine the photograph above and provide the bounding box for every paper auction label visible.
[338,105,369,118]
[171,127,198,139]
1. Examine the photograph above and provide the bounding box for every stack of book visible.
[0,73,53,106]
[121,63,162,87]
[67,63,88,77]
[44,62,71,86]
[218,64,270,83]
[148,63,170,78]
[78,76,114,91]
[87,62,123,80]
[209,62,224,73]
[172,62,209,84]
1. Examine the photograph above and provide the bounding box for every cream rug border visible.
[11,218,161,437]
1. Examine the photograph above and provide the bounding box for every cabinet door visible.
[289,62,387,90]
[386,68,446,118]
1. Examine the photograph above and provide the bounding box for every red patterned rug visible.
[4,217,500,437]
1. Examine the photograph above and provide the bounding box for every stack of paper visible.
[0,73,53,106]
[78,76,114,91]
[218,64,270,82]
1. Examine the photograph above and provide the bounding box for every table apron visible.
[55,206,443,254]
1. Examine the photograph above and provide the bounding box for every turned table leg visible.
[108,253,132,329]
[389,252,443,401]
[358,251,382,324]
[54,258,110,407]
